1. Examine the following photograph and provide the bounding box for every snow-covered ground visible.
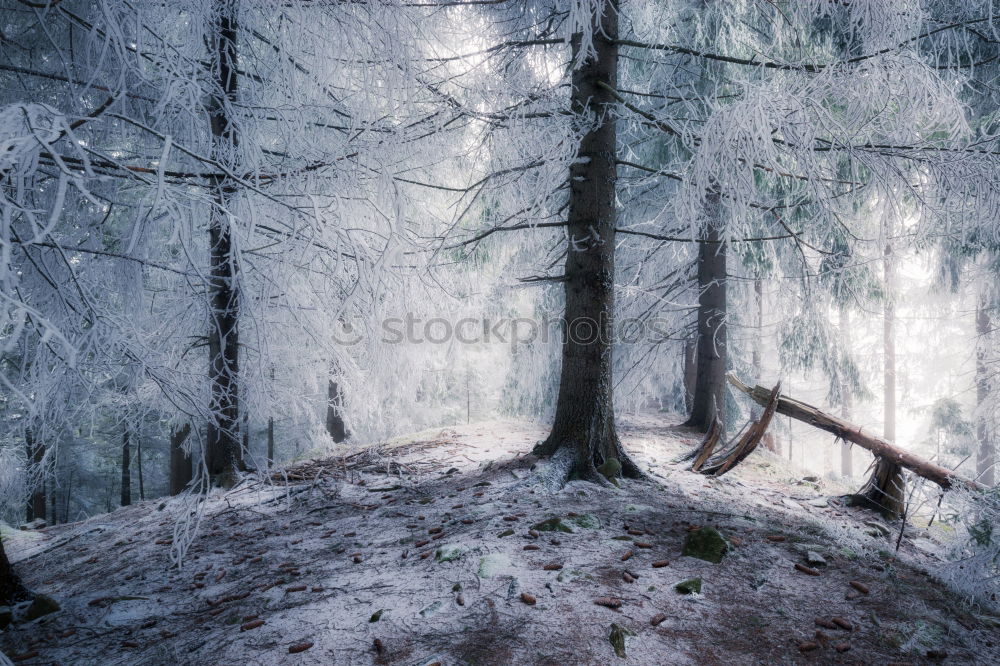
[2,414,998,665]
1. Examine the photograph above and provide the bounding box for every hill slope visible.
[2,415,998,665]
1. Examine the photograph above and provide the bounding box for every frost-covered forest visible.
[2,0,1000,663]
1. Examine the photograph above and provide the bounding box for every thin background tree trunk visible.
[839,303,854,477]
[976,285,995,485]
[121,428,132,507]
[326,377,348,443]
[169,423,193,495]
[25,427,45,523]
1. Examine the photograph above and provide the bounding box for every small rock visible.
[435,544,466,563]
[597,458,622,486]
[24,594,60,621]
[419,600,444,618]
[675,578,702,595]
[478,553,511,579]
[805,551,827,567]
[681,526,729,563]
[530,517,572,533]
[864,521,891,538]
[807,497,829,508]
[608,622,634,658]
[781,498,801,511]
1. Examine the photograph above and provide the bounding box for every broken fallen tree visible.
[728,375,984,493]
[683,384,782,477]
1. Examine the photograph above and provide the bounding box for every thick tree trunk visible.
[169,423,193,495]
[206,0,242,486]
[839,303,853,478]
[121,429,132,507]
[976,288,995,486]
[326,378,348,443]
[0,536,31,606]
[25,427,45,523]
[685,192,727,431]
[532,0,641,484]
[729,376,983,492]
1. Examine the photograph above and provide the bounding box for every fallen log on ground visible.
[728,374,984,492]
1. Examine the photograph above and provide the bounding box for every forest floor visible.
[2,413,999,665]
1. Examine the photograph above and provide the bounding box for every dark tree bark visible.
[121,429,132,507]
[532,1,642,484]
[0,536,31,606]
[206,0,242,486]
[169,423,193,495]
[25,427,45,523]
[136,436,145,501]
[326,378,348,443]
[684,192,727,431]
[976,288,995,486]
[267,416,275,468]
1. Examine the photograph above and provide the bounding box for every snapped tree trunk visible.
[729,375,984,492]
[206,0,242,486]
[685,192,727,431]
[25,427,45,523]
[976,287,995,486]
[121,429,132,507]
[532,0,641,484]
[326,377,348,443]
[169,423,193,495]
